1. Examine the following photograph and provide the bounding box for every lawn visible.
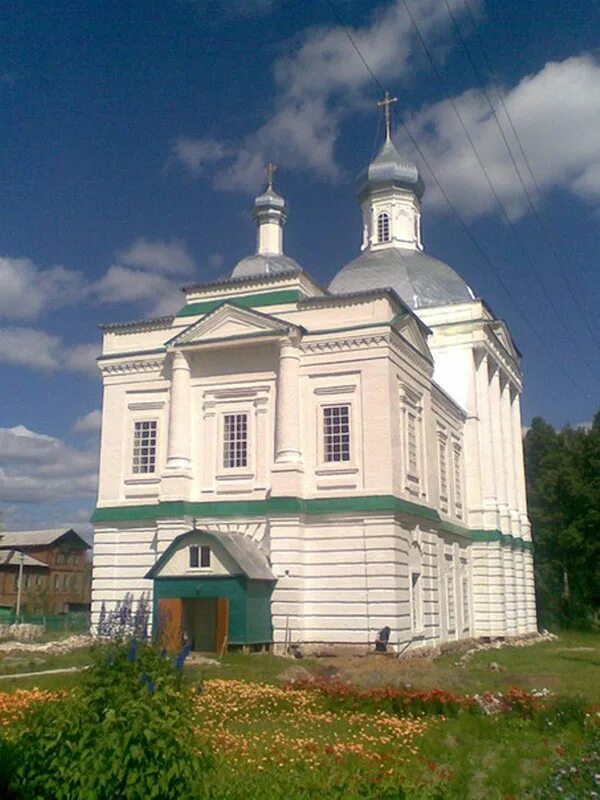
[0,633,598,798]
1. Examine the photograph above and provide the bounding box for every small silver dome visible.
[357,139,425,202]
[328,247,475,310]
[230,254,302,279]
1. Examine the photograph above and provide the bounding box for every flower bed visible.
[0,690,61,727]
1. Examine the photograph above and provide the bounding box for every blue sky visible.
[0,0,598,531]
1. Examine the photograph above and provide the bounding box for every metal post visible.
[15,551,25,622]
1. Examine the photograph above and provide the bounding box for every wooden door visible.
[215,597,229,656]
[157,598,184,652]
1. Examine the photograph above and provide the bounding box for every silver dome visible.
[230,253,302,279]
[357,139,425,202]
[328,247,475,310]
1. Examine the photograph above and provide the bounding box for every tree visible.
[524,412,600,629]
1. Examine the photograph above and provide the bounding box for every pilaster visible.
[160,351,193,501]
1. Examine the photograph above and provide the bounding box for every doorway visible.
[183,597,228,653]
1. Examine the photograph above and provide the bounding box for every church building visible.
[91,103,537,652]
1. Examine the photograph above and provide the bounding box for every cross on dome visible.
[265,161,277,190]
[377,91,398,142]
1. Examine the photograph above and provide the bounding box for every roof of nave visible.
[0,528,90,550]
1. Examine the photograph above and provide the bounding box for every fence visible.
[0,611,90,634]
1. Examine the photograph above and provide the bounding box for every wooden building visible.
[0,528,91,615]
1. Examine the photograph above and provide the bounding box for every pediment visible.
[166,302,296,347]
[392,311,433,363]
[490,320,521,362]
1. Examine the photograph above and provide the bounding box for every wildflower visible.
[127,638,138,662]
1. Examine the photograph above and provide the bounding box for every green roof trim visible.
[92,495,532,550]
[176,289,303,318]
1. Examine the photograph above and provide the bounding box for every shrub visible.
[1,641,212,800]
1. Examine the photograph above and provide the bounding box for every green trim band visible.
[92,495,532,550]
[176,290,303,318]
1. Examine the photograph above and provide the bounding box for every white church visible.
[91,104,537,652]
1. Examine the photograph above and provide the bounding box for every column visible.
[464,347,483,527]
[501,381,519,528]
[489,365,510,534]
[474,351,499,529]
[166,351,191,470]
[511,392,538,631]
[511,393,529,534]
[275,334,302,464]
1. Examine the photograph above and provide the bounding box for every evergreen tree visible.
[524,412,600,629]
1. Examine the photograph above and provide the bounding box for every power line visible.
[442,0,599,349]
[324,0,592,396]
[463,0,596,321]
[400,0,598,374]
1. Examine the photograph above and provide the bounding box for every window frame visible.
[437,428,449,513]
[200,546,211,568]
[222,411,249,470]
[131,418,159,476]
[322,403,352,465]
[376,211,391,243]
[452,441,463,519]
[399,385,425,499]
[445,555,456,634]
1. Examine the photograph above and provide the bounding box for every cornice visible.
[99,357,165,376]
[300,332,391,354]
[101,316,175,334]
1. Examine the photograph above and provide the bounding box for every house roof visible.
[146,530,276,581]
[0,550,49,569]
[0,528,90,550]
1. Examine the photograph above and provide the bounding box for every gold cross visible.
[377,91,398,142]
[265,161,277,189]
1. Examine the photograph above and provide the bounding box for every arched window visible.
[409,541,423,633]
[377,211,391,243]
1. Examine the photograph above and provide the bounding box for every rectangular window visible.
[410,571,422,632]
[223,413,248,468]
[200,546,211,568]
[54,575,60,591]
[24,574,31,590]
[189,546,199,568]
[453,446,463,516]
[439,438,448,501]
[407,412,418,476]
[133,420,158,474]
[462,574,469,629]
[446,559,455,631]
[323,405,350,462]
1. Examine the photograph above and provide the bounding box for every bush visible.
[1,641,212,800]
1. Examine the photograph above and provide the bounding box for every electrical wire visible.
[400,0,597,375]
[442,0,599,349]
[324,0,592,395]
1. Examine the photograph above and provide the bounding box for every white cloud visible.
[0,257,87,321]
[0,327,100,375]
[173,0,480,191]
[0,327,62,369]
[65,343,101,375]
[172,138,231,175]
[118,237,196,275]
[400,55,600,219]
[0,425,98,505]
[73,410,102,434]
[93,265,183,316]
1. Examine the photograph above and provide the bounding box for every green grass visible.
[1,633,599,799]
